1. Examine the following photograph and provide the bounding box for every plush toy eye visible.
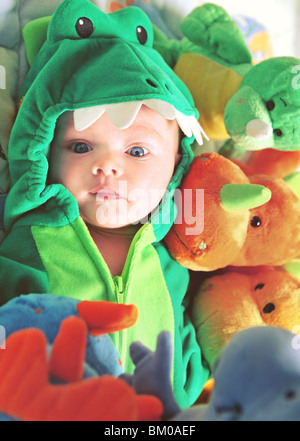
[263,303,275,314]
[285,390,296,400]
[136,26,148,45]
[274,128,283,137]
[75,17,94,38]
[266,100,275,111]
[250,216,262,228]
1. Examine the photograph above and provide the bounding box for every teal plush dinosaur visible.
[153,3,300,151]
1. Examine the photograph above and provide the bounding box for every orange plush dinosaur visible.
[234,149,300,179]
[165,153,300,270]
[164,153,271,271]
[232,172,300,266]
[191,266,300,370]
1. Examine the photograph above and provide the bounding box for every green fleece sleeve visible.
[0,225,49,305]
[175,290,211,407]
[153,242,210,408]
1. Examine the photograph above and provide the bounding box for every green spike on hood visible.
[23,16,52,67]
[220,183,272,211]
[283,172,300,199]
[5,0,205,238]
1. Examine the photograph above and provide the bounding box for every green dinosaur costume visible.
[0,0,209,408]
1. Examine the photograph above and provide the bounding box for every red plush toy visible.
[0,300,163,421]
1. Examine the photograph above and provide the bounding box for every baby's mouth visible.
[90,186,120,200]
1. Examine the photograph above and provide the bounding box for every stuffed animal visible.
[172,327,300,421]
[0,294,180,421]
[236,149,300,179]
[190,266,300,370]
[232,172,300,267]
[164,153,272,271]
[165,153,300,270]
[220,140,300,179]
[0,321,163,421]
[153,3,300,151]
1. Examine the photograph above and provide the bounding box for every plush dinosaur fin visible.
[283,172,300,199]
[23,17,51,66]
[77,301,138,336]
[220,183,272,210]
[49,316,87,383]
[283,259,300,281]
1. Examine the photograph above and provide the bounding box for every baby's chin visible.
[85,197,157,227]
[80,208,148,230]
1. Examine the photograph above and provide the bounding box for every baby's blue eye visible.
[71,143,92,154]
[128,146,148,157]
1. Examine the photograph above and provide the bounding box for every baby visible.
[49,106,181,277]
[0,0,210,408]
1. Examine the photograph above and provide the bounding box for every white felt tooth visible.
[145,99,176,120]
[174,110,193,138]
[105,101,143,129]
[190,116,210,145]
[74,106,106,131]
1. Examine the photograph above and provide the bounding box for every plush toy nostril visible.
[146,79,158,88]
[263,303,275,314]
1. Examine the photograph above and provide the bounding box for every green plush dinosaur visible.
[153,3,300,151]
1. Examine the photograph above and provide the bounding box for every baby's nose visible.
[95,167,119,176]
[93,155,122,177]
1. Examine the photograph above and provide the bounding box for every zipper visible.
[114,275,124,303]
[112,223,149,304]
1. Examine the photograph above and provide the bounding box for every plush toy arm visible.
[180,4,252,65]
[152,25,183,68]
[120,331,181,420]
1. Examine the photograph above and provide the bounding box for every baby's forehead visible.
[55,111,73,132]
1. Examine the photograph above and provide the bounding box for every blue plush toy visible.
[173,326,300,421]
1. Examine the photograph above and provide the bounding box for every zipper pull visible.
[114,276,124,303]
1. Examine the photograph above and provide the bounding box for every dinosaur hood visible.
[5,0,206,238]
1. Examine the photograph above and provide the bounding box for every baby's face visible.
[49,105,181,228]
